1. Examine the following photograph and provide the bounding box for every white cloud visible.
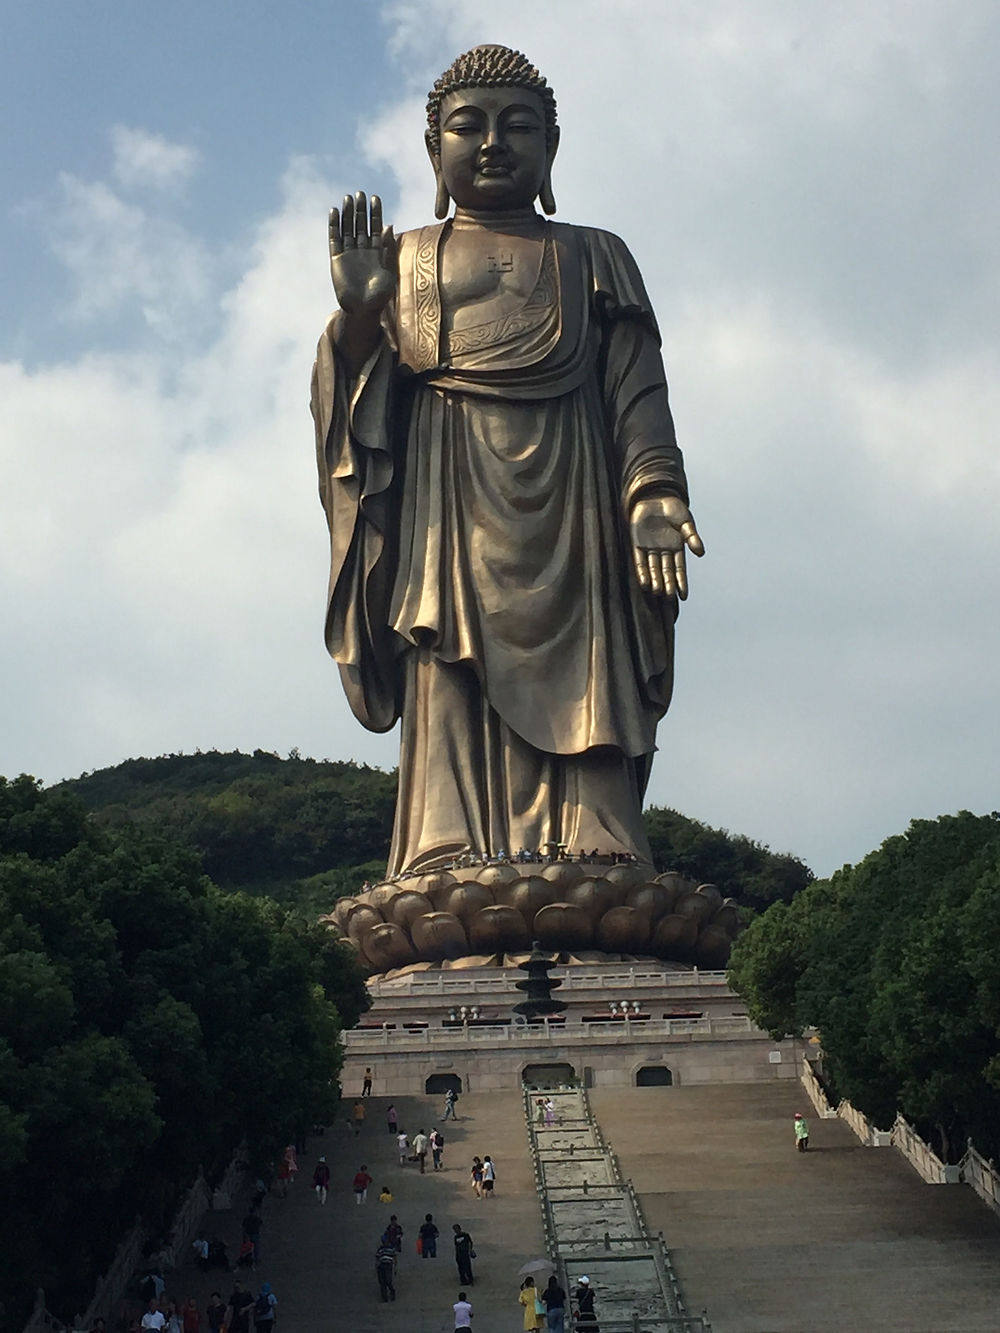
[111,125,200,194]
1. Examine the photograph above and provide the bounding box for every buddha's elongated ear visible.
[426,132,451,219]
[539,126,560,215]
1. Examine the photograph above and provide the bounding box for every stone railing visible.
[75,1218,147,1330]
[891,1115,959,1184]
[370,967,729,997]
[961,1141,1000,1217]
[22,1290,67,1333]
[345,1014,755,1050]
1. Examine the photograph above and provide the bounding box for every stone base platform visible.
[342,960,804,1097]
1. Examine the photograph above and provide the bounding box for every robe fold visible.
[312,220,691,873]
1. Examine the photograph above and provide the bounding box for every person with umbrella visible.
[519,1276,545,1331]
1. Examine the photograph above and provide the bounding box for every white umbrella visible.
[518,1258,554,1275]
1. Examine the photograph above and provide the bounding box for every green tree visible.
[728,810,1000,1159]
[644,806,813,910]
[0,776,369,1332]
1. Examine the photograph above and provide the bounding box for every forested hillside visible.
[57,750,812,914]
[58,750,395,918]
[0,774,369,1331]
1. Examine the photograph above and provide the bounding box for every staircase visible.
[524,1087,711,1333]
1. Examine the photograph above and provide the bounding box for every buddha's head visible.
[426,45,560,218]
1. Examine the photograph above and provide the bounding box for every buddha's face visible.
[433,84,555,211]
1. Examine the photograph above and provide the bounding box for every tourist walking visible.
[225,1284,253,1333]
[181,1297,200,1333]
[535,1098,546,1124]
[352,1100,366,1134]
[519,1277,545,1331]
[387,1103,398,1134]
[454,1291,473,1331]
[386,1214,404,1253]
[252,1284,276,1333]
[443,1087,459,1120]
[573,1276,598,1329]
[794,1112,810,1152]
[375,1234,397,1302]
[353,1163,373,1203]
[541,1276,566,1333]
[412,1128,429,1174]
[430,1126,445,1170]
[204,1295,225,1333]
[419,1213,440,1258]
[313,1156,330,1204]
[397,1130,410,1164]
[482,1155,496,1197]
[452,1223,475,1285]
[544,1098,556,1126]
[470,1156,484,1198]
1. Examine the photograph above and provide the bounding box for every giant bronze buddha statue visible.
[312,46,736,974]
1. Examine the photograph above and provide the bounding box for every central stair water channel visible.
[525,1088,712,1333]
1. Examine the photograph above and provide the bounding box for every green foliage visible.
[0,775,370,1331]
[644,806,813,910]
[728,810,1000,1159]
[58,750,396,905]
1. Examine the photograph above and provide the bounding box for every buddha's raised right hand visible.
[329,192,397,316]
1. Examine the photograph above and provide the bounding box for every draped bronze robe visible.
[312,220,690,874]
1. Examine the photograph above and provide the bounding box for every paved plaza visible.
[167,1090,547,1333]
[164,1080,1000,1332]
[594,1081,1000,1332]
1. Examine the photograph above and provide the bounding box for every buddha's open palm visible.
[329,191,397,316]
[629,492,705,599]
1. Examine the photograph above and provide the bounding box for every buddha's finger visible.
[661,549,677,597]
[329,207,343,257]
[674,547,689,600]
[341,194,356,249]
[355,191,369,245]
[370,195,383,239]
[647,551,664,596]
[633,548,650,591]
[681,519,705,557]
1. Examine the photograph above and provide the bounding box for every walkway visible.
[164,1091,546,1333]
[526,1087,709,1332]
[593,1081,1000,1333]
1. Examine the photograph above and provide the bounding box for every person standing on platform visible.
[794,1112,810,1151]
[419,1213,440,1258]
[375,1235,397,1302]
[454,1291,473,1332]
[481,1155,496,1197]
[573,1276,598,1329]
[313,1156,330,1204]
[453,1223,475,1285]
[412,1128,429,1174]
[362,1067,373,1096]
[519,1277,544,1331]
[541,1276,566,1333]
[353,1163,373,1203]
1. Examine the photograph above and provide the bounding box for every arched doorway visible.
[636,1065,673,1087]
[522,1062,576,1089]
[425,1073,463,1095]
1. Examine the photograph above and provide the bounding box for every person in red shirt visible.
[353,1164,373,1203]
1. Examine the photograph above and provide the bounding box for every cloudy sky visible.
[2,2,997,878]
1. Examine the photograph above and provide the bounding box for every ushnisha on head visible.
[425,44,560,219]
